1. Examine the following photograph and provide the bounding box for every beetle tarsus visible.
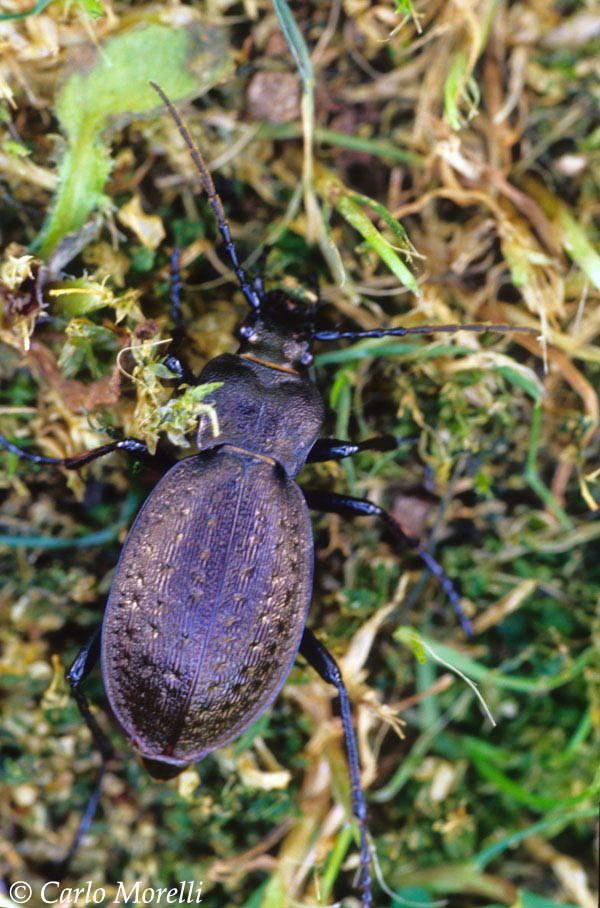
[0,432,177,473]
[57,629,114,875]
[414,544,474,636]
[164,250,199,383]
[252,244,271,299]
[170,247,183,327]
[299,628,372,908]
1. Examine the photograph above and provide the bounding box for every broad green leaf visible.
[36,20,232,257]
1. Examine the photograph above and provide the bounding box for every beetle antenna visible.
[149,81,261,312]
[314,323,538,342]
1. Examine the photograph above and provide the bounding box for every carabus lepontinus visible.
[0,82,535,907]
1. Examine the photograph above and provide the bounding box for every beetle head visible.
[238,289,317,369]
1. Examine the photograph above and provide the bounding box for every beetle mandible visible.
[1,82,535,907]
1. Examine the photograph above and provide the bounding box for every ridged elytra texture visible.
[101,449,313,765]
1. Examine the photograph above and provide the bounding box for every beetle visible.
[0,83,535,907]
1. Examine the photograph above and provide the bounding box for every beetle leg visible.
[299,628,372,908]
[252,244,270,300]
[163,247,199,385]
[306,434,417,463]
[253,271,265,298]
[306,272,320,302]
[0,433,171,472]
[170,246,183,327]
[302,489,473,636]
[57,629,114,874]
[162,353,197,386]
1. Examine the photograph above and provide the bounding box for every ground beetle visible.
[0,83,535,907]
